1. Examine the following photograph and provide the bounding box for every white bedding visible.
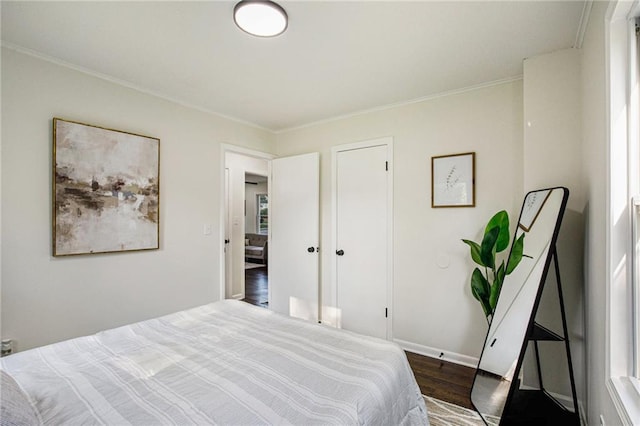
[1,300,429,425]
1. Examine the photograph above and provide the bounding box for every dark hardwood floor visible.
[406,351,476,409]
[243,263,268,307]
[243,266,476,409]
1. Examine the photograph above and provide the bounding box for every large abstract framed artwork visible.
[53,118,160,256]
[431,152,475,208]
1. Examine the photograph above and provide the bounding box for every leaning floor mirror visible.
[470,187,580,425]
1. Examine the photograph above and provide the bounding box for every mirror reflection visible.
[470,187,568,423]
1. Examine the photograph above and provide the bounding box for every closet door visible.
[269,152,320,322]
[334,139,392,339]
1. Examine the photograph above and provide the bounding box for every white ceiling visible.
[1,1,588,132]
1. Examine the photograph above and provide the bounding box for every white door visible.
[269,152,320,322]
[334,142,391,339]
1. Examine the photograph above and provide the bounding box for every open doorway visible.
[244,173,268,307]
[220,146,320,321]
[221,148,272,305]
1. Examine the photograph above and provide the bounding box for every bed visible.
[1,300,429,425]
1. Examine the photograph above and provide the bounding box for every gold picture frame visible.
[53,118,160,256]
[431,152,475,208]
[518,189,551,232]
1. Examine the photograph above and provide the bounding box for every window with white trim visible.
[608,10,640,424]
[634,21,640,380]
[256,193,268,235]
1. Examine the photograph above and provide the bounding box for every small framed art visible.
[518,189,551,232]
[431,152,475,208]
[53,118,160,256]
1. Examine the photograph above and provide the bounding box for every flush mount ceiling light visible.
[234,0,288,37]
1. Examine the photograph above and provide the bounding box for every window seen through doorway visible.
[257,194,268,235]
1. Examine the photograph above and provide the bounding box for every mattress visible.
[1,300,429,425]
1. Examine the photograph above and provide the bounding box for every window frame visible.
[256,193,268,235]
[607,3,640,424]
[633,19,640,382]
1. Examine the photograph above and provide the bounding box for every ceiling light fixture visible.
[234,0,288,38]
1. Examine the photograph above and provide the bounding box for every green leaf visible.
[480,226,500,269]
[470,268,489,300]
[462,239,483,266]
[489,263,506,311]
[485,210,510,253]
[506,233,525,275]
[471,268,492,318]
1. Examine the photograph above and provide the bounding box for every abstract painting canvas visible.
[53,118,160,256]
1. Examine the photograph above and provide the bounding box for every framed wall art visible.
[53,118,160,256]
[431,152,475,208]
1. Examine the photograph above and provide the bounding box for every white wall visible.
[1,47,275,351]
[521,48,586,411]
[523,49,584,208]
[276,80,524,362]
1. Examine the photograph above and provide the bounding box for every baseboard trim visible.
[394,338,479,369]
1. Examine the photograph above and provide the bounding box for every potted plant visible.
[462,210,525,324]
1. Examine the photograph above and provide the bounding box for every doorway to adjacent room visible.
[244,173,269,307]
[222,147,272,303]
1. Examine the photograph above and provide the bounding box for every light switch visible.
[203,224,212,235]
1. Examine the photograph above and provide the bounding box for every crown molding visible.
[276,75,523,134]
[1,41,271,133]
[574,0,593,49]
[3,40,523,135]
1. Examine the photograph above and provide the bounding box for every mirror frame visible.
[470,186,569,424]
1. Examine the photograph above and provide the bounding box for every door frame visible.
[330,137,394,339]
[224,167,231,301]
[219,144,275,301]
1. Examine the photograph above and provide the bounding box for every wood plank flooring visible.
[243,264,268,307]
[406,351,476,409]
[243,265,476,410]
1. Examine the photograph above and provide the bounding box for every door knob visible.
[307,247,315,253]
[336,249,344,256]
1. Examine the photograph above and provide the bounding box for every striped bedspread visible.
[1,300,429,425]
